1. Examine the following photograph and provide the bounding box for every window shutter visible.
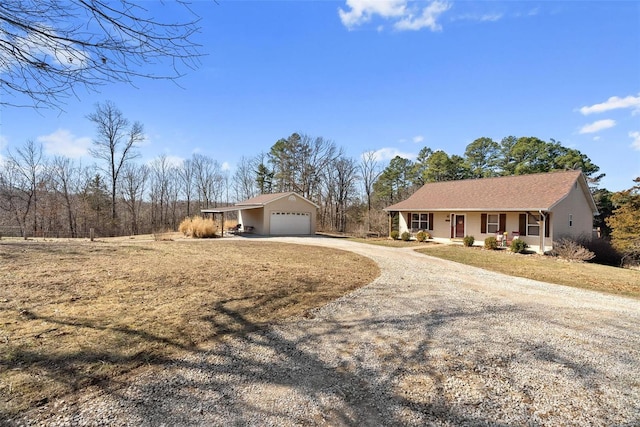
[519,214,527,236]
[499,214,507,233]
[545,213,550,237]
[481,213,487,233]
[428,213,434,231]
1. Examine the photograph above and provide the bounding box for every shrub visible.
[551,238,595,262]
[390,230,399,240]
[484,236,499,250]
[178,217,193,236]
[463,235,475,247]
[401,231,411,241]
[178,216,219,238]
[510,239,528,253]
[579,237,623,266]
[416,230,430,242]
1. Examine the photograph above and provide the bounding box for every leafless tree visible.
[50,156,84,237]
[120,162,149,235]
[177,158,195,217]
[4,140,45,236]
[359,150,382,231]
[0,0,203,109]
[233,156,258,202]
[332,156,359,232]
[88,100,144,228]
[192,153,223,208]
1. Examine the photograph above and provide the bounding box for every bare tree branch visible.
[0,0,205,110]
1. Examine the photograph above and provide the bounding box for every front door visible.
[455,215,465,238]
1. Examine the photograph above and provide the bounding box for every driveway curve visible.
[17,237,640,426]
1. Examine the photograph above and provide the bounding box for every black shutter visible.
[519,214,527,236]
[481,214,487,233]
[545,213,550,237]
[428,213,434,231]
[499,214,507,233]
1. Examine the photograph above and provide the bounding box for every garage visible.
[202,192,318,236]
[270,212,311,235]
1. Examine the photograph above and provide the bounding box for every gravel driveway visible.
[15,237,640,426]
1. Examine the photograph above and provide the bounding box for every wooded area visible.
[0,102,638,263]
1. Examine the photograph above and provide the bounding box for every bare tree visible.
[332,157,359,232]
[192,153,223,208]
[233,156,258,202]
[359,150,382,231]
[0,0,203,109]
[5,140,45,236]
[88,100,144,229]
[177,158,195,217]
[50,156,84,237]
[120,162,149,235]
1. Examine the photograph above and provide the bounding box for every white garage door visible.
[270,212,311,235]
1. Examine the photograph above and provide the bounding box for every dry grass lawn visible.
[0,237,378,418]
[416,244,640,298]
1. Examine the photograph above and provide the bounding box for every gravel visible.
[11,237,640,426]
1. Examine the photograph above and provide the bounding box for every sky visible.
[0,0,639,192]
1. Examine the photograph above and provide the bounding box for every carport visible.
[201,192,318,236]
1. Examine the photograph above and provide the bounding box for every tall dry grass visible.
[178,216,219,238]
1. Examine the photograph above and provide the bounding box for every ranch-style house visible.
[384,170,599,253]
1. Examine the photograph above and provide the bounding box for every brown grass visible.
[0,238,378,417]
[178,216,220,238]
[416,244,640,298]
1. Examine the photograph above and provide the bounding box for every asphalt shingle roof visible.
[385,170,592,212]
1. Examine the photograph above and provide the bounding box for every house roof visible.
[202,192,320,214]
[384,170,598,213]
[236,192,319,208]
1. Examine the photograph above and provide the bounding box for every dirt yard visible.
[0,236,378,419]
[5,236,640,426]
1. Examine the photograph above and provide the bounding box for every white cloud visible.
[165,155,185,167]
[339,0,407,28]
[221,161,231,171]
[579,94,640,115]
[0,135,7,165]
[373,147,416,162]
[394,1,451,31]
[630,131,640,151]
[36,129,91,158]
[579,119,616,134]
[339,0,451,32]
[412,135,425,143]
[453,13,503,23]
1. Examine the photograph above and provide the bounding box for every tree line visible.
[0,101,637,263]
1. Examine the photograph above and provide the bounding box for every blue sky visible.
[1,0,639,191]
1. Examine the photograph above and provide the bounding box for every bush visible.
[579,237,623,266]
[390,230,399,240]
[510,239,528,253]
[551,238,595,262]
[484,236,499,250]
[178,216,219,238]
[401,231,411,241]
[463,235,475,247]
[416,230,430,242]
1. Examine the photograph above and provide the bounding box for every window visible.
[411,213,429,231]
[487,214,499,234]
[527,214,540,236]
[569,214,573,227]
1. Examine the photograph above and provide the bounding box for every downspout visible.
[539,210,546,254]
